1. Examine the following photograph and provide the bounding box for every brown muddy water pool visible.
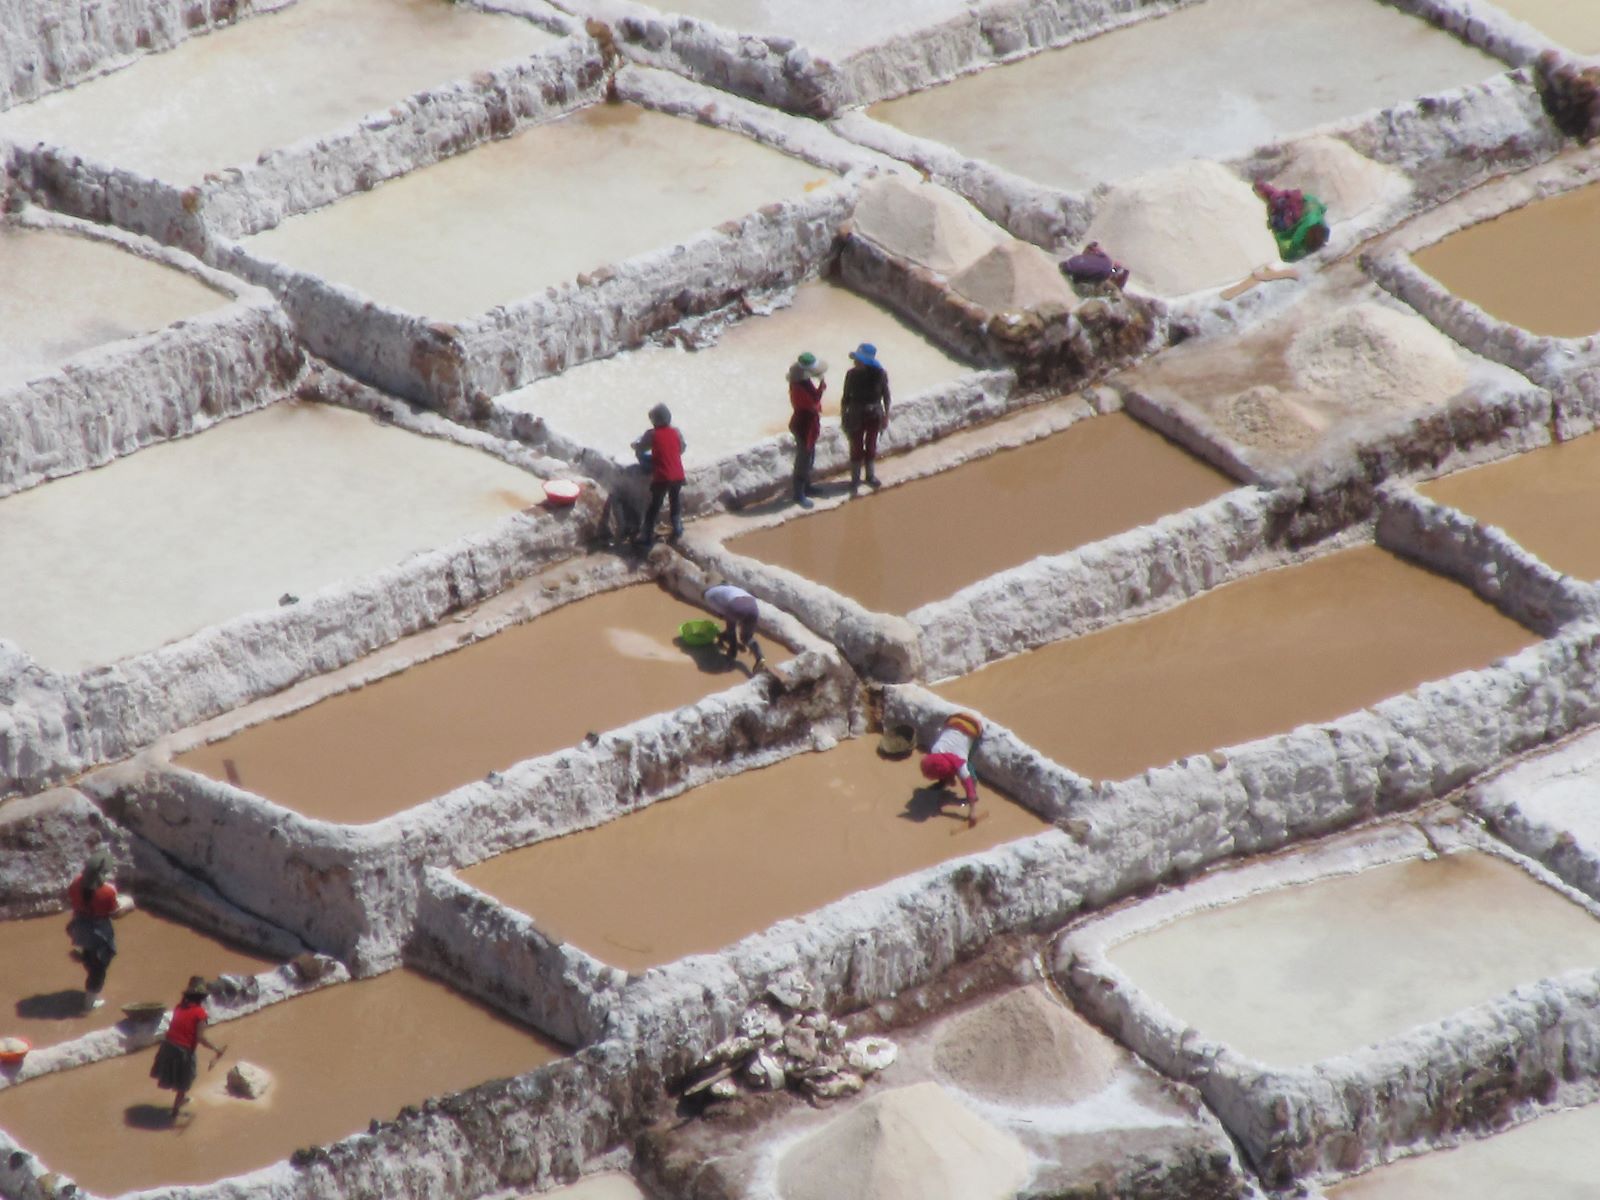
[240,103,834,319]
[724,412,1233,613]
[1421,432,1600,580]
[934,545,1535,781]
[1412,181,1600,339]
[0,225,227,389]
[177,583,787,823]
[458,737,1051,972]
[0,967,562,1195]
[495,279,972,463]
[0,0,555,184]
[1107,851,1600,1067]
[867,0,1498,192]
[1328,1096,1600,1198]
[1,909,273,1049]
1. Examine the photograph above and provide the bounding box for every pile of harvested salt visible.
[932,986,1122,1106]
[1272,135,1407,224]
[1287,302,1467,414]
[950,240,1076,313]
[1085,160,1278,297]
[853,174,1001,276]
[777,1082,1030,1200]
[1214,384,1325,455]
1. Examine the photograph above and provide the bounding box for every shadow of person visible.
[900,785,959,823]
[16,990,87,1020]
[123,1103,178,1131]
[673,638,750,679]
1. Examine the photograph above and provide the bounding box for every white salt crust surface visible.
[0,0,557,183]
[241,102,836,319]
[0,401,548,671]
[1324,1099,1600,1197]
[1286,301,1469,414]
[0,224,227,388]
[624,0,973,57]
[531,1174,649,1200]
[866,0,1502,192]
[495,279,974,461]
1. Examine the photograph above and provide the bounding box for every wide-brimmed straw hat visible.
[788,351,827,381]
[848,342,881,370]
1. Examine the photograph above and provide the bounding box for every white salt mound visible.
[1287,302,1467,414]
[777,1082,1030,1200]
[933,986,1122,1106]
[1086,160,1279,297]
[854,175,1002,276]
[951,240,1076,313]
[1215,385,1324,455]
[1273,135,1407,224]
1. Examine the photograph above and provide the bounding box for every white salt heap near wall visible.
[1086,160,1279,296]
[933,986,1121,1105]
[1272,135,1408,223]
[853,175,1002,275]
[1217,384,1326,454]
[777,1082,1030,1200]
[1286,302,1468,414]
[950,240,1076,312]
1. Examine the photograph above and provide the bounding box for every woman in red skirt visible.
[151,976,225,1118]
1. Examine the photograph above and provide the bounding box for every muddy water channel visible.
[935,546,1535,781]
[868,0,1496,191]
[459,737,1050,972]
[496,280,971,463]
[1109,851,1600,1066]
[179,584,784,822]
[0,226,226,389]
[726,413,1231,613]
[0,0,554,183]
[242,103,833,319]
[1,910,273,1049]
[1413,182,1600,338]
[0,968,561,1195]
[1421,433,1600,579]
[1329,1097,1600,1197]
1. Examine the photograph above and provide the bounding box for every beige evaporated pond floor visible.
[1413,181,1600,338]
[1,909,273,1049]
[1328,1099,1600,1198]
[728,412,1232,613]
[0,0,553,183]
[0,402,545,672]
[936,545,1535,781]
[1480,0,1600,56]
[869,0,1497,191]
[1421,433,1600,579]
[459,737,1050,972]
[496,280,972,462]
[630,0,969,56]
[0,968,562,1195]
[1109,851,1600,1066]
[177,583,788,823]
[242,103,833,319]
[0,226,227,389]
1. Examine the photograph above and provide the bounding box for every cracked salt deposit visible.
[7,0,1600,1197]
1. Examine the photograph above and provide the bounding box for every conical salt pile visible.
[777,1082,1030,1200]
[1273,135,1407,224]
[951,240,1075,312]
[933,986,1121,1106]
[853,175,1002,276]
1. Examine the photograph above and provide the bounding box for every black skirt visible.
[150,1040,198,1093]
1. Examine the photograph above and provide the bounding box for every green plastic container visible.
[679,619,720,646]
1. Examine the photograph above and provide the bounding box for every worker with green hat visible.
[65,848,132,1013]
[787,350,828,508]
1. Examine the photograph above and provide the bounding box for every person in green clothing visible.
[1253,180,1329,262]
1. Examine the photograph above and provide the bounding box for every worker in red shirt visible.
[150,976,225,1118]
[632,403,687,546]
[787,351,827,508]
[66,849,132,1013]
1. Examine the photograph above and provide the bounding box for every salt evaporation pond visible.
[0,967,562,1195]
[726,411,1232,613]
[0,0,555,183]
[868,0,1499,191]
[496,280,972,463]
[0,225,227,389]
[1413,180,1600,339]
[934,545,1536,781]
[177,583,789,823]
[459,737,1050,972]
[625,0,970,56]
[1421,432,1600,580]
[0,909,273,1048]
[1107,851,1600,1066]
[240,103,834,319]
[1481,0,1600,55]
[0,402,546,671]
